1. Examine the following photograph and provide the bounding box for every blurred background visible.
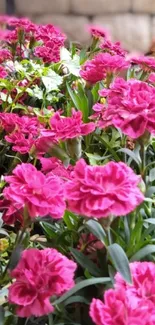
[1,0,155,52]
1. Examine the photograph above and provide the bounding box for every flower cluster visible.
[9,248,77,317]
[80,53,128,84]
[95,77,155,138]
[65,159,144,218]
[3,163,66,221]
[90,261,155,325]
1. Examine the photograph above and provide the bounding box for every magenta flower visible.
[100,39,127,57]
[90,261,155,325]
[80,53,128,84]
[40,157,73,181]
[98,77,155,138]
[90,288,152,325]
[0,66,8,78]
[87,24,109,39]
[8,248,77,317]
[115,262,155,310]
[148,72,155,84]
[39,110,95,145]
[3,163,66,219]
[130,55,155,72]
[65,159,144,218]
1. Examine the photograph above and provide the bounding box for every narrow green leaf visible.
[117,148,141,165]
[144,218,155,225]
[95,135,120,162]
[66,83,81,110]
[70,248,102,276]
[85,219,107,245]
[107,243,132,284]
[53,277,110,306]
[64,295,89,306]
[130,244,155,261]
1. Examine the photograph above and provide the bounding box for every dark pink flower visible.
[130,55,155,72]
[115,262,155,310]
[87,24,109,39]
[0,66,8,78]
[0,49,12,63]
[148,73,155,84]
[100,39,127,57]
[3,163,66,219]
[9,248,77,317]
[40,157,73,181]
[50,110,95,141]
[5,132,34,154]
[80,53,128,84]
[65,159,144,218]
[90,289,152,325]
[97,77,155,138]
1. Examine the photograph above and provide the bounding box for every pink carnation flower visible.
[115,262,155,310]
[98,77,155,138]
[0,49,12,63]
[3,163,66,219]
[148,72,155,84]
[0,66,8,78]
[9,248,77,317]
[100,39,127,57]
[40,157,73,181]
[87,24,109,39]
[5,132,34,154]
[80,53,128,84]
[39,110,95,145]
[130,55,155,72]
[90,288,152,325]
[65,159,144,218]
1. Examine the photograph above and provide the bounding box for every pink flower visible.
[0,49,12,63]
[148,73,155,84]
[0,66,8,78]
[130,55,155,72]
[115,262,155,310]
[80,53,128,84]
[97,77,155,138]
[38,110,95,146]
[100,39,127,57]
[87,24,109,39]
[5,132,34,154]
[49,110,95,140]
[65,159,144,218]
[40,157,73,181]
[90,289,152,325]
[9,248,77,317]
[35,45,61,63]
[3,163,66,219]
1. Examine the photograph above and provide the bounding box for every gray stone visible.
[0,0,5,14]
[15,0,70,15]
[132,0,155,13]
[93,14,151,52]
[34,15,90,43]
[71,0,131,14]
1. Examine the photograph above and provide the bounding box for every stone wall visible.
[1,0,155,52]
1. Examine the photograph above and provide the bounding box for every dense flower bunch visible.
[1,17,155,325]
[80,53,128,84]
[65,159,144,218]
[8,248,77,317]
[94,77,155,138]
[90,262,155,325]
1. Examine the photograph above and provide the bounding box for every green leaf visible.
[42,70,63,92]
[66,83,81,110]
[53,277,110,306]
[95,135,120,162]
[117,148,141,165]
[107,243,132,284]
[70,248,102,276]
[64,295,89,306]
[0,307,4,324]
[144,218,155,224]
[85,219,107,245]
[149,168,155,182]
[130,245,155,261]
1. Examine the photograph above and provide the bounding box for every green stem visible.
[140,144,146,180]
